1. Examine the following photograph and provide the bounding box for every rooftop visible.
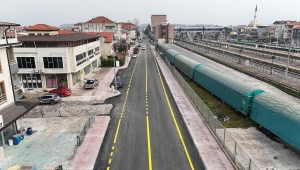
[25,24,59,31]
[84,32,114,43]
[85,16,115,24]
[18,33,100,42]
[0,21,20,27]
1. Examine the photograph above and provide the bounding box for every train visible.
[157,42,300,151]
[226,39,300,53]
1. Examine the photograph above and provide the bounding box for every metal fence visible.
[76,115,95,146]
[161,52,260,170]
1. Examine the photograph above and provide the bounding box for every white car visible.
[131,54,137,58]
[141,46,145,50]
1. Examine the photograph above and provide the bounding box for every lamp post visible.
[114,54,117,92]
[271,55,275,74]
[285,38,292,79]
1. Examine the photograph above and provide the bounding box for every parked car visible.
[84,79,99,89]
[49,87,72,97]
[36,93,61,105]
[131,54,137,58]
[110,77,122,88]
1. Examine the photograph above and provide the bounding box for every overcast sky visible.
[1,0,299,27]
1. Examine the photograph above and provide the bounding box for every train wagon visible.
[194,66,264,116]
[165,49,182,64]
[251,92,300,150]
[173,55,201,79]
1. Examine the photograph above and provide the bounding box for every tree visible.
[143,24,151,35]
[132,18,139,26]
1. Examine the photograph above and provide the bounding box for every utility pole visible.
[285,38,292,79]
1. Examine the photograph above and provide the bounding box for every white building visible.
[74,16,122,41]
[273,20,298,41]
[0,21,38,149]
[14,24,102,90]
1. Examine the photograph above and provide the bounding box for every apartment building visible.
[14,24,102,90]
[0,21,39,148]
[74,16,121,41]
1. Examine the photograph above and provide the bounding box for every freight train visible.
[157,42,300,151]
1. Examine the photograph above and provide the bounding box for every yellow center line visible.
[146,44,153,170]
[151,46,195,170]
[106,48,140,169]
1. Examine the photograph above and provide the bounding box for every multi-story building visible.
[14,24,102,90]
[292,25,300,45]
[120,23,137,42]
[151,15,174,42]
[0,21,38,149]
[74,16,121,41]
[273,20,298,41]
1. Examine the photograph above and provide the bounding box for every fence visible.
[76,115,95,146]
[160,49,260,170]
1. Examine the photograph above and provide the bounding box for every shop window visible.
[43,57,63,68]
[21,74,42,89]
[0,81,7,103]
[16,57,36,68]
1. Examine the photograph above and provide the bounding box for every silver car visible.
[84,79,99,89]
[36,94,61,105]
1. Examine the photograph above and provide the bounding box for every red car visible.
[49,87,72,97]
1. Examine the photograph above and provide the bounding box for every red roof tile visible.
[58,30,76,34]
[99,32,114,43]
[25,24,59,31]
[85,16,115,24]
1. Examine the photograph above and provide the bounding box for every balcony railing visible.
[0,94,6,102]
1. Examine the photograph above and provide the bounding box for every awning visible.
[0,100,39,131]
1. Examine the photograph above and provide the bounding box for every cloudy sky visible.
[1,0,299,27]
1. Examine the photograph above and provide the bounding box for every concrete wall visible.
[168,24,174,39]
[0,48,14,108]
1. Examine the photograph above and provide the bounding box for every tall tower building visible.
[253,5,258,28]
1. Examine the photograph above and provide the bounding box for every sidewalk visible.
[151,45,236,170]
[68,116,110,170]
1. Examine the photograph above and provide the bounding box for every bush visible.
[101,58,125,67]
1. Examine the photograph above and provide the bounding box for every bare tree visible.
[132,18,139,26]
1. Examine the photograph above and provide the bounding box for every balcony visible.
[0,94,6,103]
[10,60,19,74]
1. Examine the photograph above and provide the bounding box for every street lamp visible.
[114,55,117,92]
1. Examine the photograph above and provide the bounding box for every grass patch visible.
[180,71,258,128]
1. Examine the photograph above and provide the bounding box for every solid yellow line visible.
[146,116,152,170]
[146,52,148,93]
[152,49,195,170]
[113,119,122,144]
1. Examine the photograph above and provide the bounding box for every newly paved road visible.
[94,42,204,170]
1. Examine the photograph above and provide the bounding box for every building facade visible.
[151,15,174,42]
[0,21,39,149]
[14,24,102,90]
[74,16,121,41]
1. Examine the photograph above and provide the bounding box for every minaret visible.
[253,4,257,28]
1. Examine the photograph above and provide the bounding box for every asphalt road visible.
[94,41,204,170]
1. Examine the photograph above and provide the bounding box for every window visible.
[95,46,100,55]
[88,49,94,59]
[17,57,36,68]
[76,52,87,66]
[0,81,7,103]
[43,57,63,68]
